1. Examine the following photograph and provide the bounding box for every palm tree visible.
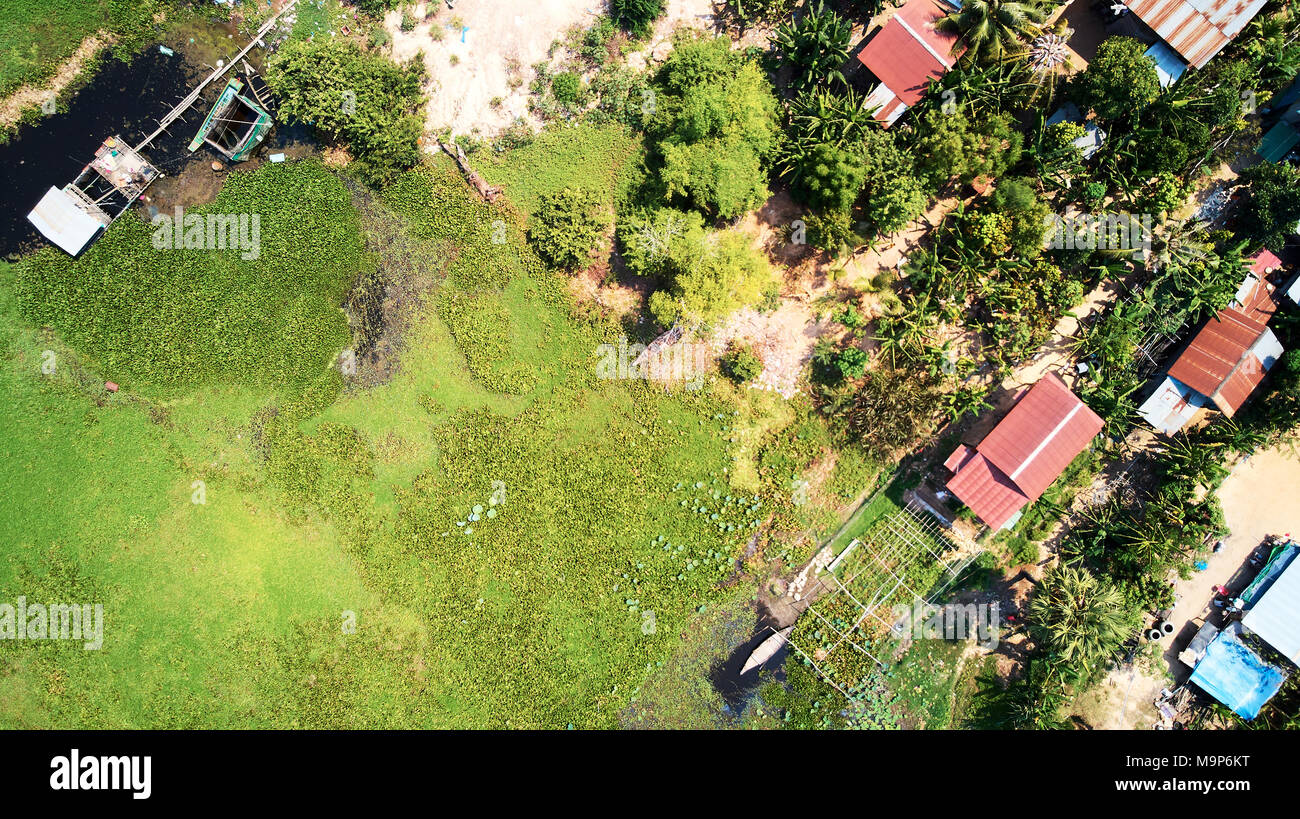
[1028,565,1132,675]
[1146,217,1212,275]
[937,0,1050,64]
[774,2,853,93]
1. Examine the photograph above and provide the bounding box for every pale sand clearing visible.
[387,0,716,138]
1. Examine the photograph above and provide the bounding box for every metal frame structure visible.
[785,501,982,701]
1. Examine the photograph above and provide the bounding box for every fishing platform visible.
[26,0,298,256]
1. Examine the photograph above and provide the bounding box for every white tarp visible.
[27,186,107,256]
[1250,327,1285,372]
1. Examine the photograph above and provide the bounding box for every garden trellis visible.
[786,501,981,701]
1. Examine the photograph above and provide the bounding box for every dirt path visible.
[0,32,114,128]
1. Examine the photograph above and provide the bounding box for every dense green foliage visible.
[720,342,763,384]
[792,143,867,213]
[15,160,361,396]
[1233,161,1300,253]
[911,109,1023,192]
[528,187,609,270]
[936,0,1047,63]
[266,38,425,185]
[1070,36,1160,122]
[608,0,666,38]
[773,2,852,93]
[1028,566,1133,677]
[644,33,779,219]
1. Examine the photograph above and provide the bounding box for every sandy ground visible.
[1160,445,1300,671]
[0,33,114,128]
[388,0,716,138]
[387,1,590,136]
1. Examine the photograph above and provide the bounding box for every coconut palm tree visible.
[1028,565,1132,675]
[937,0,1050,64]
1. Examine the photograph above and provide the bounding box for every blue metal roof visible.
[1144,41,1189,88]
[1189,623,1287,719]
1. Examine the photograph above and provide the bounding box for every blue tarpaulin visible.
[1189,624,1287,719]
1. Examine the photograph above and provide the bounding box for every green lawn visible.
[478,121,643,218]
[0,151,852,728]
[0,0,109,95]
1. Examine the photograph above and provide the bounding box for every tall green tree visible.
[647,34,780,219]
[1028,565,1132,677]
[1070,36,1160,122]
[936,0,1048,63]
[266,38,425,185]
[1234,161,1300,253]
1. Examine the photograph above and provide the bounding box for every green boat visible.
[187,78,273,162]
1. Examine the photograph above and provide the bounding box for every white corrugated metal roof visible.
[27,186,107,256]
[1124,0,1268,68]
[1243,553,1300,663]
[1138,375,1205,434]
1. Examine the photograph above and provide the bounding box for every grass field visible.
[0,126,871,726]
[0,0,108,95]
[478,122,644,219]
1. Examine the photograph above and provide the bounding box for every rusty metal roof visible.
[945,374,1104,529]
[1167,308,1270,410]
[1234,276,1279,325]
[1122,0,1268,68]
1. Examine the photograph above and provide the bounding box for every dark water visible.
[0,48,200,257]
[709,613,790,711]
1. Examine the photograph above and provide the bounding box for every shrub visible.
[608,0,667,39]
[721,342,763,383]
[266,39,425,186]
[793,143,866,213]
[805,209,859,256]
[528,187,608,269]
[625,216,775,326]
[551,71,583,104]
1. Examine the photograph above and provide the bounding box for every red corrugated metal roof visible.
[944,374,1103,529]
[1123,0,1268,68]
[943,443,977,474]
[975,374,1105,500]
[944,452,1030,530]
[1167,308,1269,399]
[857,0,963,116]
[1214,353,1268,417]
